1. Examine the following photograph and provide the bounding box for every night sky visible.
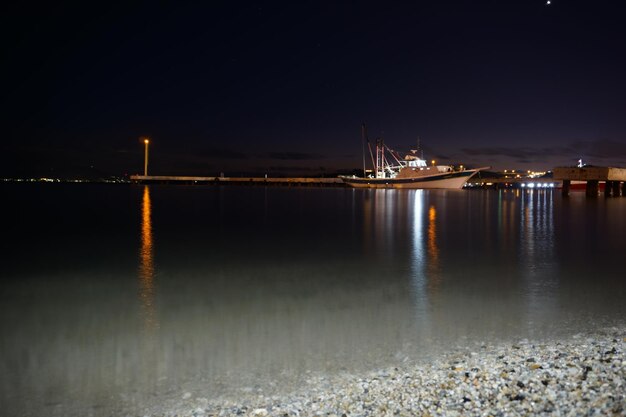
[2,0,625,178]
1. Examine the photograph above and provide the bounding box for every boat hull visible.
[340,170,479,189]
[569,180,606,192]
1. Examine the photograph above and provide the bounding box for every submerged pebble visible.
[139,328,624,417]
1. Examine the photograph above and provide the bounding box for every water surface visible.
[1,184,625,416]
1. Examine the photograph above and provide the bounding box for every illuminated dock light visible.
[142,137,150,176]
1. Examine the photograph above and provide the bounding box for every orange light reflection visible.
[427,205,441,290]
[139,186,158,331]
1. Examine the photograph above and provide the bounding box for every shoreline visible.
[140,326,625,417]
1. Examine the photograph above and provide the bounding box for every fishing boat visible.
[340,127,487,189]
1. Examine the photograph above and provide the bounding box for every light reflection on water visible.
[426,204,441,290]
[520,189,558,330]
[1,185,625,416]
[139,185,158,332]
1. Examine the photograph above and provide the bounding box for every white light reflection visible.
[408,190,433,341]
[520,188,557,336]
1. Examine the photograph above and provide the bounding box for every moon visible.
[546,0,551,4]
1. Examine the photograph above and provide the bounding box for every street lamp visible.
[143,138,150,176]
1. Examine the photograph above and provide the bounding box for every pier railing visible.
[129,175,345,187]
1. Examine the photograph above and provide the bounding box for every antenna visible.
[417,136,423,159]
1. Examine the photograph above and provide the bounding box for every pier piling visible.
[604,181,612,198]
[587,180,599,197]
[612,181,621,197]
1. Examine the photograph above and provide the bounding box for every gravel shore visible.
[141,327,625,417]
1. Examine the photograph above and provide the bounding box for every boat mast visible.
[376,137,386,178]
[361,123,367,178]
[367,135,376,178]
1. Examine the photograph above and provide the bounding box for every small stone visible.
[182,392,192,400]
[138,326,626,417]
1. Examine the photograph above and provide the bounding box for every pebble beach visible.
[137,326,625,417]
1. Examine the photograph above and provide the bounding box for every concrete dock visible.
[130,175,345,187]
[553,166,626,197]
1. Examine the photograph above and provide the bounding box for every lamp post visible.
[143,138,150,176]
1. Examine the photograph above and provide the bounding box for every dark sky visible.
[1,0,626,178]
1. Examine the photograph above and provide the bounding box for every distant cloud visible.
[461,140,626,167]
[461,146,565,160]
[263,165,318,172]
[569,140,626,160]
[267,152,325,160]
[462,140,626,162]
[194,147,249,159]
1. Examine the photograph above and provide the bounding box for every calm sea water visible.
[1,184,625,416]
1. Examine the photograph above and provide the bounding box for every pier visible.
[130,175,345,187]
[553,166,626,197]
